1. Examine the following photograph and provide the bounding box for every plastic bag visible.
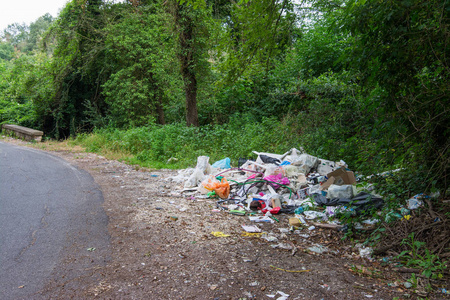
[282,165,302,177]
[184,156,211,188]
[211,157,231,169]
[264,173,290,189]
[195,156,211,173]
[327,184,355,199]
[202,176,230,199]
[290,154,319,174]
[184,168,206,188]
[264,165,285,177]
[407,194,426,210]
[303,210,326,220]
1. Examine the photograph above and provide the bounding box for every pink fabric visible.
[247,174,258,180]
[263,173,290,189]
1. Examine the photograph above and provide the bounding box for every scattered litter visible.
[267,290,290,300]
[242,225,261,233]
[229,210,246,216]
[87,247,96,252]
[356,244,373,259]
[289,217,302,227]
[303,210,326,220]
[249,281,259,286]
[167,148,395,263]
[270,265,310,273]
[211,231,230,237]
[308,244,328,254]
[407,194,425,210]
[249,216,274,223]
[271,243,293,250]
[403,282,413,289]
[261,233,279,242]
[242,232,263,237]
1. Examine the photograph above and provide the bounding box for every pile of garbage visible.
[169,148,385,229]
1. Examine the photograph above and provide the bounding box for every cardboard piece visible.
[289,218,301,227]
[320,167,356,190]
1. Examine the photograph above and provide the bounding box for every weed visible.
[396,233,447,279]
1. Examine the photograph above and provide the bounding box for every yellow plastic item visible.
[211,231,231,237]
[241,232,263,237]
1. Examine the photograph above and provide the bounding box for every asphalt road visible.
[0,142,110,299]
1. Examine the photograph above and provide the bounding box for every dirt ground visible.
[3,137,448,300]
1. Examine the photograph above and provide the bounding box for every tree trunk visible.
[174,2,199,127]
[183,68,199,127]
[156,95,165,125]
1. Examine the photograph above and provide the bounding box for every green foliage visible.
[1,14,54,53]
[0,42,15,61]
[102,3,181,127]
[397,233,448,279]
[75,116,306,168]
[0,98,37,128]
[0,53,54,129]
[291,23,349,78]
[215,0,298,83]
[339,0,450,192]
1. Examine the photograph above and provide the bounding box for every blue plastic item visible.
[294,207,304,214]
[211,157,231,169]
[280,161,291,166]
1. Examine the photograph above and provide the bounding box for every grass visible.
[72,117,305,169]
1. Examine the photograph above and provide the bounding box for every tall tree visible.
[171,1,211,126]
[102,2,179,127]
[338,0,450,187]
[216,0,297,83]
[43,0,110,137]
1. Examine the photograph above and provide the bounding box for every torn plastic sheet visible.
[184,156,211,188]
[308,244,329,254]
[267,291,290,299]
[303,210,326,220]
[242,225,261,233]
[313,192,384,215]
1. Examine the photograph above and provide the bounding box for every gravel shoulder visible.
[2,137,433,299]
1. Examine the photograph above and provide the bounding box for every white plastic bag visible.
[327,184,355,199]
